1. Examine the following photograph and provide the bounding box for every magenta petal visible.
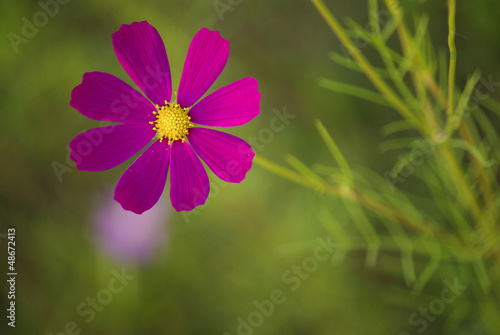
[177,28,229,108]
[189,77,261,127]
[112,21,172,105]
[69,124,155,171]
[114,140,170,214]
[70,72,156,123]
[188,128,254,183]
[169,141,210,212]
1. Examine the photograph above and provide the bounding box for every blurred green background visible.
[1,0,500,334]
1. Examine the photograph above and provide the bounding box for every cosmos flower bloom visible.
[69,21,260,214]
[94,189,168,263]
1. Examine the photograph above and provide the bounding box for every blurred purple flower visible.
[69,21,261,214]
[94,190,169,263]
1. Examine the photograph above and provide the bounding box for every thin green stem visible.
[314,119,353,183]
[437,146,488,229]
[443,2,494,232]
[447,0,457,122]
[253,155,324,190]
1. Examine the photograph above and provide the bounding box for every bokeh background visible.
[1,0,500,334]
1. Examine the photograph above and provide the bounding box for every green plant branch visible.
[254,155,463,250]
[383,0,457,137]
[310,0,428,135]
[383,0,443,135]
[256,153,500,273]
[383,0,422,103]
[307,0,500,276]
[383,0,492,230]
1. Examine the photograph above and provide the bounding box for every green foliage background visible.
[1,0,500,334]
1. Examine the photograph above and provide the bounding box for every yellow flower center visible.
[150,101,193,144]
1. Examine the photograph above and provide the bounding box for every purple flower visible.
[69,21,260,214]
[94,189,168,264]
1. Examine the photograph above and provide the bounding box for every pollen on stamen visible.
[150,101,193,144]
